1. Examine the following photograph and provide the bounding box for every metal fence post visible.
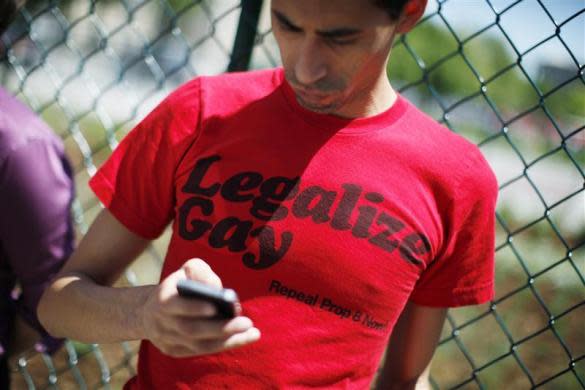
[228,0,264,72]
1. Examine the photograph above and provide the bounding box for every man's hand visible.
[38,209,260,356]
[140,258,260,358]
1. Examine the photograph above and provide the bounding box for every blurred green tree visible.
[387,19,583,122]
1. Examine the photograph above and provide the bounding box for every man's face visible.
[271,0,398,116]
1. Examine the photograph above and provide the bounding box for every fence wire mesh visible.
[0,0,583,389]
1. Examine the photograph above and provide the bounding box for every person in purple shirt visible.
[0,1,75,387]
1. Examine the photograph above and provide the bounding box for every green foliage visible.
[72,341,94,355]
[388,19,581,122]
[166,0,200,13]
[544,78,585,119]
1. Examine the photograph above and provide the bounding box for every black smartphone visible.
[176,279,239,319]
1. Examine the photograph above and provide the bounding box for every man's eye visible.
[328,38,356,46]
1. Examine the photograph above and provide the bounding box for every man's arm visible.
[38,209,260,357]
[371,301,447,390]
[38,209,152,342]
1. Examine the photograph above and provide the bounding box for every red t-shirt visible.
[90,68,498,389]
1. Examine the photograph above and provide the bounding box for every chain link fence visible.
[1,0,583,389]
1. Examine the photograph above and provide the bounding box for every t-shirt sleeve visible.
[0,136,73,348]
[409,151,499,307]
[89,79,202,239]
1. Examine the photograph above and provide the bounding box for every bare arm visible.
[371,301,447,390]
[38,209,260,356]
[38,209,151,342]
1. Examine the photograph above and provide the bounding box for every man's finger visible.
[164,295,217,317]
[172,316,254,340]
[182,258,223,288]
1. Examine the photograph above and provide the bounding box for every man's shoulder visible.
[399,98,497,193]
[402,99,486,159]
[199,67,281,91]
[167,68,282,116]
[400,99,468,147]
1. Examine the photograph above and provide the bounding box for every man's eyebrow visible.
[272,9,362,37]
[272,10,302,30]
[316,27,362,38]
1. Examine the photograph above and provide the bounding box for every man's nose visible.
[294,38,327,86]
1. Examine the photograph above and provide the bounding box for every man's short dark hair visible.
[373,0,410,20]
[0,0,19,36]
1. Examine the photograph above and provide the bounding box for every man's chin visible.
[295,95,341,115]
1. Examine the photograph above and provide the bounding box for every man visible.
[0,1,75,387]
[39,0,498,388]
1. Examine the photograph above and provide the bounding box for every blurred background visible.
[0,0,583,389]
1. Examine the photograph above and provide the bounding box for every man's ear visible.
[396,0,428,34]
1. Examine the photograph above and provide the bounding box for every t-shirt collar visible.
[276,67,409,134]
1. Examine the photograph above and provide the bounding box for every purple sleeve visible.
[0,138,74,351]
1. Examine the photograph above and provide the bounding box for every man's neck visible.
[335,74,397,119]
